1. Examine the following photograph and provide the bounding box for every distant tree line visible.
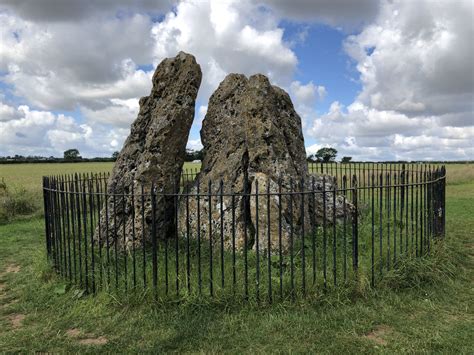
[184,149,204,162]
[306,147,472,164]
[0,147,471,164]
[0,148,206,164]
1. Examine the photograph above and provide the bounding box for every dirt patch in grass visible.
[8,313,25,328]
[363,325,392,346]
[78,336,108,345]
[66,328,81,337]
[5,264,21,273]
[66,328,108,346]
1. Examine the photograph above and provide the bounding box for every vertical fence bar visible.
[351,175,358,275]
[267,179,272,302]
[386,171,391,270]
[332,178,336,287]
[243,176,248,300]
[89,179,96,293]
[99,177,106,287]
[405,166,409,253]
[378,173,383,277]
[424,166,428,255]
[121,189,127,292]
[112,187,118,291]
[442,166,446,238]
[399,167,404,256]
[175,180,180,296]
[197,180,202,295]
[62,179,69,278]
[96,175,103,289]
[322,176,327,289]
[130,182,136,289]
[151,182,158,300]
[255,179,260,301]
[289,178,295,298]
[393,172,397,265]
[186,182,191,294]
[52,178,60,273]
[231,192,236,294]
[278,177,283,299]
[301,177,306,294]
[42,178,51,260]
[56,178,63,276]
[371,174,375,287]
[140,181,146,289]
[54,178,63,276]
[410,169,414,255]
[69,180,77,284]
[420,168,425,256]
[428,167,432,254]
[311,176,317,285]
[415,169,419,257]
[342,175,347,283]
[82,177,89,293]
[219,180,224,290]
[59,179,68,279]
[208,180,213,297]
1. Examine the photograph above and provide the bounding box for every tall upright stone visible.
[180,74,311,252]
[97,51,202,248]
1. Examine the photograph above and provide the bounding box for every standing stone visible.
[179,74,311,252]
[97,51,202,249]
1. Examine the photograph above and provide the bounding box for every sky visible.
[0,0,472,161]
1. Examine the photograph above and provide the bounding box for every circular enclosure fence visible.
[42,163,446,302]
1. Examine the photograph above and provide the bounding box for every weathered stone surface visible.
[97,51,202,248]
[179,74,312,252]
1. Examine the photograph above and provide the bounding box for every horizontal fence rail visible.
[42,163,446,302]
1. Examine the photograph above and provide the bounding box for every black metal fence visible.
[42,163,446,302]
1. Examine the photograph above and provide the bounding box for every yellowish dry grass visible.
[444,163,474,185]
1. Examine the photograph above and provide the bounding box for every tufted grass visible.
[0,164,473,352]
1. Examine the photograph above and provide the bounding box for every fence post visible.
[151,181,158,301]
[442,166,446,238]
[351,175,358,274]
[42,177,51,259]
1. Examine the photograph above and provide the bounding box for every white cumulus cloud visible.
[307,0,474,161]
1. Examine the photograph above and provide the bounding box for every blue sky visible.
[0,0,472,161]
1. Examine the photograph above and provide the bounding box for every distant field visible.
[0,162,471,196]
[0,162,201,194]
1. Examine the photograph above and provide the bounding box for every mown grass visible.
[0,167,473,352]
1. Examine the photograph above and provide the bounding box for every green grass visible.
[0,165,473,352]
[0,162,201,193]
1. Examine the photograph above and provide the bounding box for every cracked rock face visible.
[179,74,311,252]
[96,51,202,248]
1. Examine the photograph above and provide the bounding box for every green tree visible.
[315,147,337,162]
[63,149,81,160]
[112,151,120,160]
[307,154,318,163]
[341,156,352,163]
[185,149,204,162]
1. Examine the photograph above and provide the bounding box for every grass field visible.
[0,162,473,352]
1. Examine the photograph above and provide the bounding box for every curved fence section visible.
[42,163,446,302]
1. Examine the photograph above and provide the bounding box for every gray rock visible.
[179,74,312,252]
[96,51,202,248]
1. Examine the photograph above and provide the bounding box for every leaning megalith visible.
[96,51,202,248]
[179,74,314,252]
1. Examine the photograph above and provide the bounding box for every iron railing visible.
[42,163,446,302]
